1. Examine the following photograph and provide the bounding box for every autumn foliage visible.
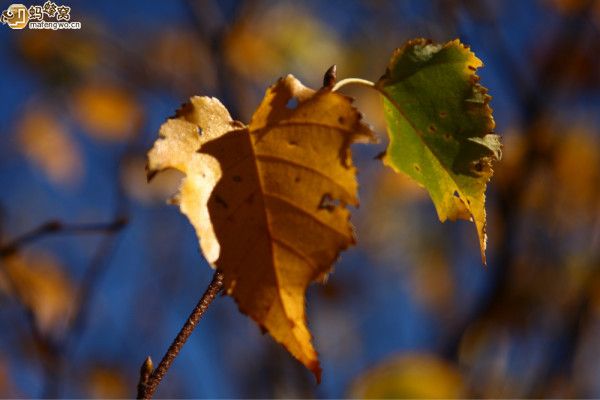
[147,39,500,379]
[2,1,599,398]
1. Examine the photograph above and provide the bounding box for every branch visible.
[0,216,128,397]
[0,218,127,258]
[137,270,225,399]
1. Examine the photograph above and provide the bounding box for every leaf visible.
[72,83,143,141]
[224,4,344,85]
[120,155,183,204]
[377,39,501,263]
[86,366,129,398]
[17,107,83,187]
[147,75,374,379]
[0,252,75,336]
[349,353,466,398]
[147,29,217,94]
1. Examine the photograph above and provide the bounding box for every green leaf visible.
[377,38,501,263]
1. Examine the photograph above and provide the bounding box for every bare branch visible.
[138,271,225,399]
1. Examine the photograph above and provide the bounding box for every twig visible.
[137,356,154,399]
[0,218,127,258]
[45,141,136,397]
[137,270,225,399]
[0,217,128,397]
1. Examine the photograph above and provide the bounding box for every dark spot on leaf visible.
[246,193,255,204]
[468,65,476,71]
[428,124,437,133]
[338,116,346,124]
[233,175,242,182]
[288,140,298,146]
[286,97,299,109]
[414,164,421,172]
[439,111,448,118]
[295,176,301,183]
[453,191,460,198]
[444,133,451,140]
[318,193,340,212]
[215,195,228,209]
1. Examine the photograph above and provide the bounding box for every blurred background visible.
[0,0,599,398]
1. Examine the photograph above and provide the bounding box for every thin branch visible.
[45,139,136,397]
[0,218,127,258]
[137,270,225,399]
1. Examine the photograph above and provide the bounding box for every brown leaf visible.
[147,75,374,379]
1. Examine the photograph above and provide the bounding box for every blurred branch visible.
[45,133,142,397]
[0,215,130,397]
[0,218,127,258]
[184,0,244,117]
[137,270,224,399]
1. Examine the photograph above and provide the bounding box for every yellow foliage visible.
[224,4,344,84]
[554,128,599,211]
[17,108,83,186]
[349,353,466,398]
[0,252,75,336]
[120,155,182,204]
[86,367,129,399]
[147,75,374,378]
[19,30,98,74]
[147,29,217,94]
[72,83,143,141]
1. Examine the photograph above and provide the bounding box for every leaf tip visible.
[312,363,323,384]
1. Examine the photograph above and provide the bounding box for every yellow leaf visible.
[120,155,183,204]
[18,30,98,75]
[147,29,217,94]
[72,83,143,141]
[0,252,75,336]
[349,353,466,398]
[86,366,129,399]
[17,108,83,186]
[147,75,374,379]
[224,4,344,85]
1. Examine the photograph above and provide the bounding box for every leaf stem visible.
[331,77,375,92]
[137,270,225,399]
[331,77,399,111]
